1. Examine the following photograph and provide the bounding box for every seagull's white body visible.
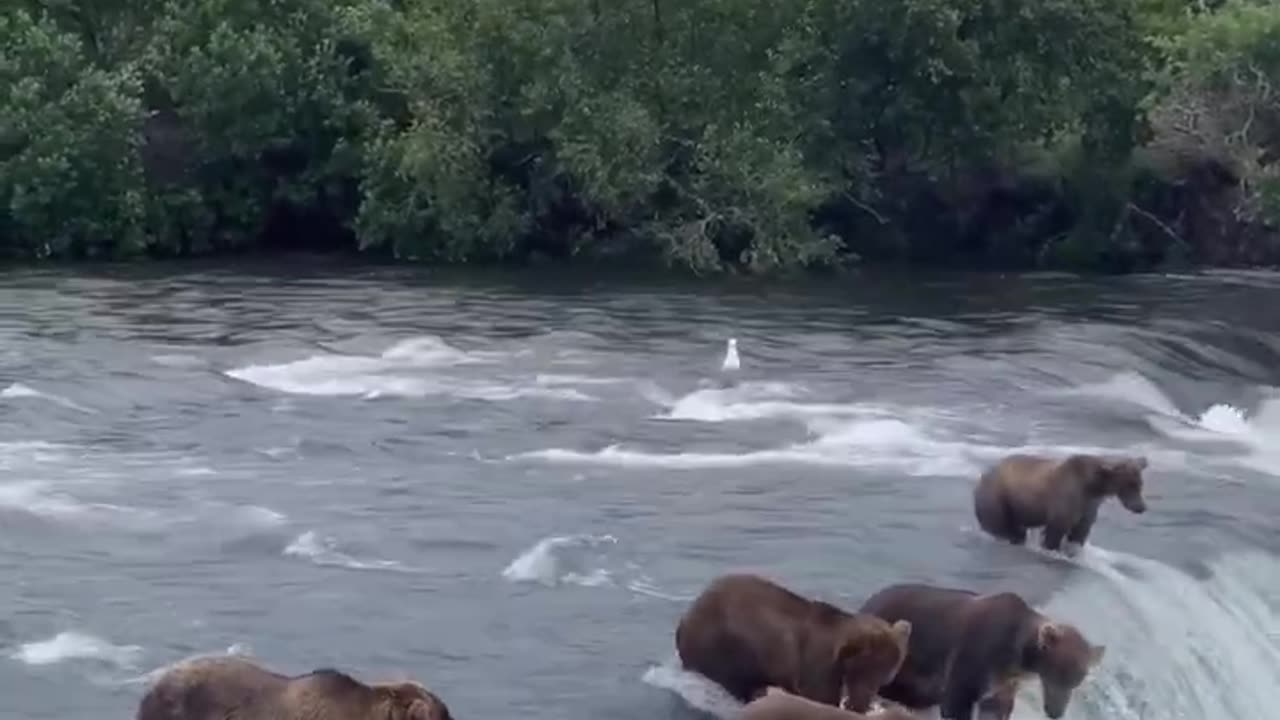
[722,338,740,372]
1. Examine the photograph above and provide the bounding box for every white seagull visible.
[722,337,740,372]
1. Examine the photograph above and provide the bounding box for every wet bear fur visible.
[135,655,453,720]
[858,583,1104,720]
[676,573,913,713]
[973,453,1148,552]
[739,687,918,720]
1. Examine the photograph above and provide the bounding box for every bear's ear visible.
[1036,622,1062,650]
[1102,455,1147,473]
[1087,644,1106,667]
[407,696,452,720]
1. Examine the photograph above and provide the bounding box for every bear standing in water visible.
[858,583,1104,720]
[136,655,452,720]
[973,453,1148,553]
[676,573,912,713]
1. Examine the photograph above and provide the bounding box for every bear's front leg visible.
[1040,525,1067,552]
[1066,505,1099,547]
[1004,526,1028,546]
[939,658,985,720]
[939,688,978,720]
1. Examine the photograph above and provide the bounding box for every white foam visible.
[1196,403,1253,435]
[1,383,43,400]
[224,336,479,394]
[515,418,993,477]
[149,353,208,369]
[502,534,686,599]
[11,631,143,669]
[534,373,635,387]
[0,481,160,528]
[1022,546,1280,720]
[502,534,620,588]
[378,336,484,364]
[642,657,744,719]
[654,379,926,425]
[1148,394,1280,476]
[225,337,594,402]
[0,482,88,519]
[229,505,287,527]
[1060,372,1182,418]
[664,395,893,423]
[0,383,96,413]
[1063,373,1280,477]
[284,531,404,572]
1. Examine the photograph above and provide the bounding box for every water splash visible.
[284,531,406,572]
[224,336,595,401]
[502,534,685,600]
[0,382,96,413]
[502,534,618,588]
[657,381,842,422]
[1021,547,1280,720]
[11,631,143,669]
[642,656,745,719]
[1154,395,1280,476]
[514,417,996,477]
[1062,372,1183,418]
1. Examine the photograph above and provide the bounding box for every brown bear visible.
[740,687,919,720]
[675,573,912,713]
[973,453,1148,552]
[135,655,452,720]
[858,583,1104,720]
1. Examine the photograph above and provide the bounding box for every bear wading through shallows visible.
[134,655,453,720]
[859,583,1105,720]
[674,573,912,713]
[973,453,1149,553]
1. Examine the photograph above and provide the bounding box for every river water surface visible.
[0,263,1277,720]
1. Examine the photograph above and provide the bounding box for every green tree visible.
[0,9,146,258]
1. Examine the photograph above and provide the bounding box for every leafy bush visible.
[1,0,1276,272]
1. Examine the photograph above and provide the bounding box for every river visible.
[0,262,1276,720]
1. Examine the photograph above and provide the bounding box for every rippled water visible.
[0,262,1277,720]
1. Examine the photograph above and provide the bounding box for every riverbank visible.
[3,1,1278,274]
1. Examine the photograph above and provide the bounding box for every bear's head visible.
[372,681,453,720]
[1099,455,1148,514]
[1032,622,1104,719]
[832,616,911,713]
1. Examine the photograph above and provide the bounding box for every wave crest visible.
[11,631,143,669]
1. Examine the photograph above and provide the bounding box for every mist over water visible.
[0,264,1277,720]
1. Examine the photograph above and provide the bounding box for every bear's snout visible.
[1121,494,1147,514]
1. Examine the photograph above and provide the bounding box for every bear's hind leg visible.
[721,672,772,705]
[996,497,1027,546]
[975,492,1026,545]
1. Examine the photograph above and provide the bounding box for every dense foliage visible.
[2,0,1278,272]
